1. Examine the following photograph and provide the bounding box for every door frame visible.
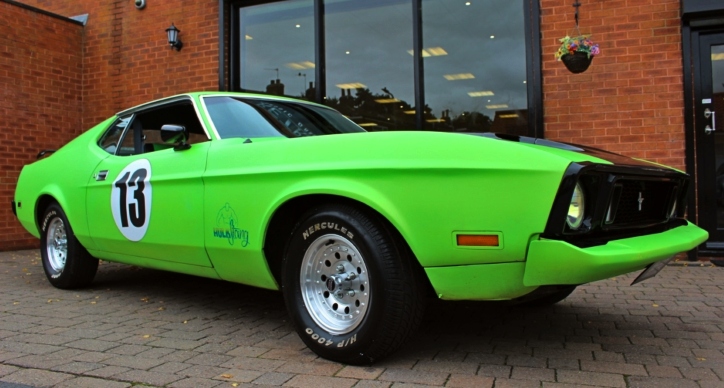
[682,4,724,258]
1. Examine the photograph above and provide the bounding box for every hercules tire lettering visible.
[304,327,354,348]
[281,204,426,365]
[41,210,57,232]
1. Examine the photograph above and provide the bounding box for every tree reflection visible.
[262,80,505,134]
[237,0,530,136]
[324,87,494,132]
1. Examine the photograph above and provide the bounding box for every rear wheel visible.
[282,204,425,365]
[40,203,98,289]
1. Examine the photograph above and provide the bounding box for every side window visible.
[98,116,132,155]
[134,101,209,154]
[107,100,210,156]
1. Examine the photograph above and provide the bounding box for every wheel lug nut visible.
[335,290,344,298]
[347,290,355,297]
[336,264,345,273]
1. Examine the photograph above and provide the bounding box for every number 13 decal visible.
[111,159,152,241]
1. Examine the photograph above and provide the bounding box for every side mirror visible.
[160,124,190,151]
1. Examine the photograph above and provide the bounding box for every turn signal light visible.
[456,234,499,247]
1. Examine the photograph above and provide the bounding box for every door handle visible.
[95,170,108,181]
[705,108,716,135]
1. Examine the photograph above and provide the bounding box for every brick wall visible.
[0,1,83,250]
[1,0,220,251]
[540,0,685,171]
[19,0,220,128]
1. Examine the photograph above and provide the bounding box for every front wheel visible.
[40,203,98,289]
[282,204,425,365]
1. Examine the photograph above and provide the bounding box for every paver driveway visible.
[0,249,722,388]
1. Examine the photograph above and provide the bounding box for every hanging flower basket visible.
[561,51,593,74]
[555,35,600,74]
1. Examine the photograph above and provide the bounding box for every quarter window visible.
[98,117,132,155]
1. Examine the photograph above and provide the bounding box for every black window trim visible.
[115,95,213,142]
[99,96,213,156]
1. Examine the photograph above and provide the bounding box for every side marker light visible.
[456,235,499,247]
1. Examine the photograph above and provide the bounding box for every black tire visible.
[281,204,425,365]
[520,286,577,307]
[39,203,98,289]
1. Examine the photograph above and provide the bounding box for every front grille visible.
[605,179,676,228]
[543,162,689,247]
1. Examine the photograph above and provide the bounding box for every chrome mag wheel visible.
[300,234,370,335]
[46,217,68,273]
[40,203,98,289]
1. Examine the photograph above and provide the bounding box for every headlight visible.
[567,182,585,230]
[668,199,677,219]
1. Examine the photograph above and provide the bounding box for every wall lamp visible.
[166,23,183,51]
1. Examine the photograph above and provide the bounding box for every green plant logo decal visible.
[213,203,249,247]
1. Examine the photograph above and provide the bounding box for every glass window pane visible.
[239,0,316,100]
[422,0,528,134]
[117,118,138,156]
[324,0,415,131]
[98,116,131,155]
[205,96,285,139]
[205,96,365,139]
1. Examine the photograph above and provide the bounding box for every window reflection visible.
[324,0,415,131]
[422,0,528,134]
[239,0,316,100]
[204,96,365,139]
[233,0,531,135]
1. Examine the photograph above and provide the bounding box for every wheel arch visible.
[263,194,433,294]
[33,189,69,233]
[35,194,59,230]
[33,189,96,250]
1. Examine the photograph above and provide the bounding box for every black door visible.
[696,32,724,249]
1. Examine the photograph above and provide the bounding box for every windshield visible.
[204,96,366,139]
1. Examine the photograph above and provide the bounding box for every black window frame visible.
[98,100,211,156]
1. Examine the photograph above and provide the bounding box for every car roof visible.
[116,92,328,116]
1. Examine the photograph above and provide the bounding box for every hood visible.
[471,132,666,169]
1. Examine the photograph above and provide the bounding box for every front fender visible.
[263,166,566,268]
[268,176,408,238]
[204,134,573,269]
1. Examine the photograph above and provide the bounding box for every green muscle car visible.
[13,92,708,364]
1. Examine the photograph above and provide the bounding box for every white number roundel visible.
[111,159,152,241]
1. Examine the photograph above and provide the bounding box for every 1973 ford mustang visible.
[13,92,708,364]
